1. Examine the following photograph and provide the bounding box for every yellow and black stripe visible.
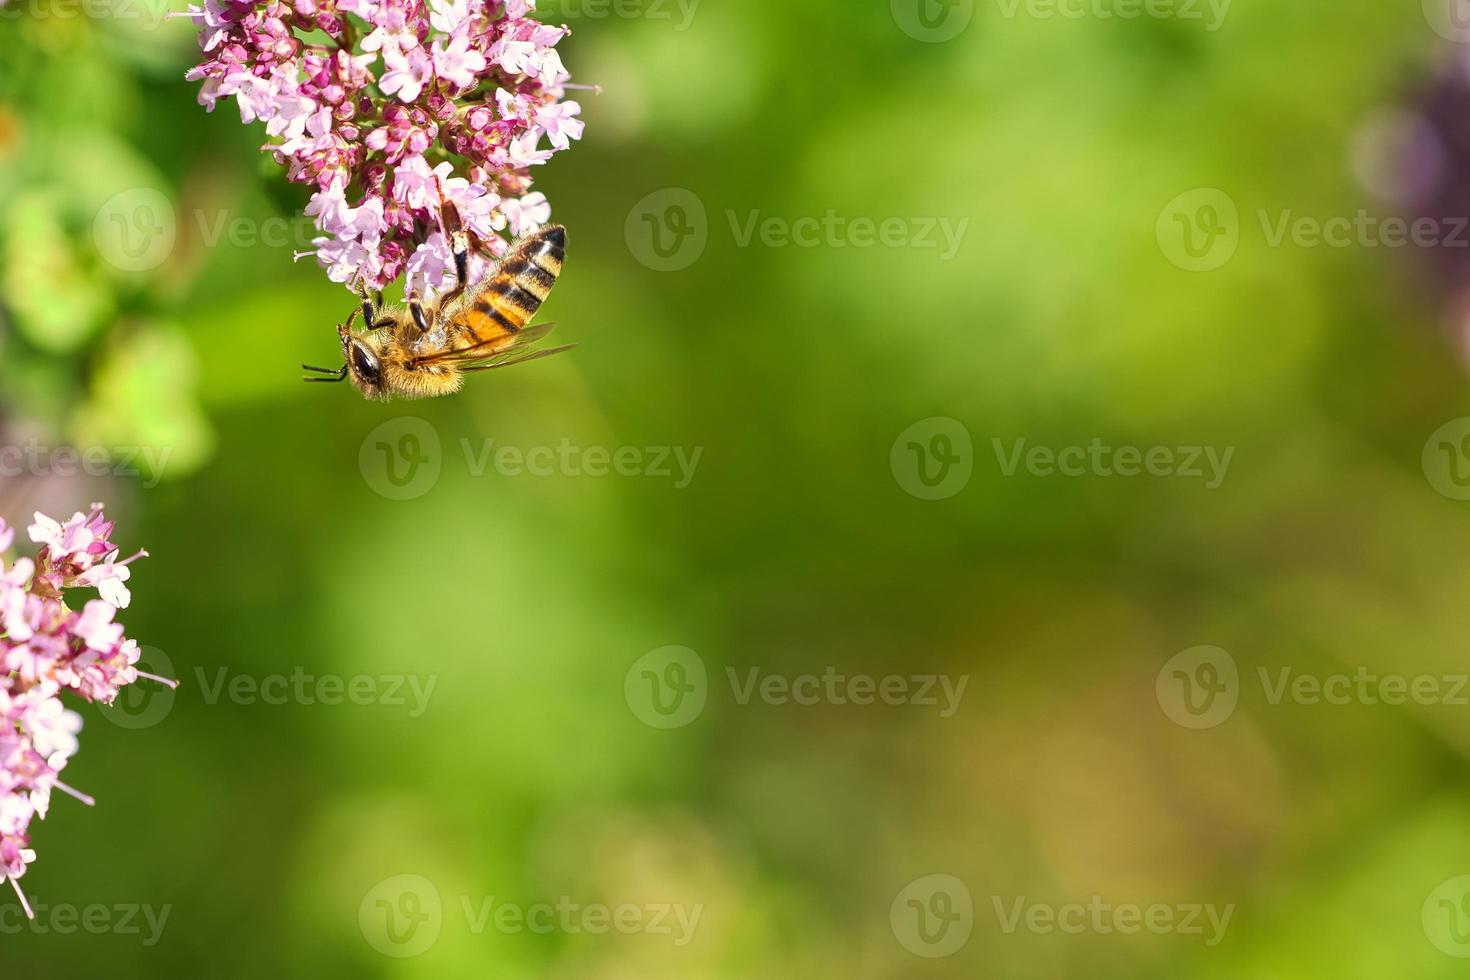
[458,225,566,346]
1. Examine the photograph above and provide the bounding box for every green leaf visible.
[70,320,215,481]
[1,190,113,353]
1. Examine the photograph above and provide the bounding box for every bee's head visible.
[304,308,387,398]
[339,321,388,400]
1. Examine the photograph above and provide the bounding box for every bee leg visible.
[409,298,431,335]
[451,232,469,289]
[434,179,474,310]
[349,281,396,331]
[356,304,397,332]
[351,279,373,322]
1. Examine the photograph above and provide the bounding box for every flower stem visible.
[137,671,179,690]
[55,781,95,807]
[8,876,33,920]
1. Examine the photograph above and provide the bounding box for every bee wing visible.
[408,322,558,368]
[460,343,578,373]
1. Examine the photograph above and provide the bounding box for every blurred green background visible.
[9,0,1470,976]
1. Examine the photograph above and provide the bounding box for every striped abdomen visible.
[455,225,566,349]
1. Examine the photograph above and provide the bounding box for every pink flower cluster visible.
[1,507,168,920]
[184,0,586,298]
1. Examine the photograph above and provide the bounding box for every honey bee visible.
[304,195,573,401]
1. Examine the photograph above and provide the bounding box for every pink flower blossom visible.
[488,36,536,76]
[440,173,501,238]
[380,36,433,103]
[314,236,383,285]
[73,601,123,653]
[80,554,133,609]
[405,232,455,298]
[0,508,171,921]
[27,513,92,559]
[496,87,532,125]
[428,0,469,34]
[185,0,586,297]
[433,29,488,92]
[535,100,583,151]
[509,128,552,168]
[392,155,452,210]
[500,191,551,237]
[304,180,353,233]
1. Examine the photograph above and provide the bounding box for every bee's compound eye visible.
[351,344,380,383]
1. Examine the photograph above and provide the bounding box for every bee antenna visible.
[302,364,348,383]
